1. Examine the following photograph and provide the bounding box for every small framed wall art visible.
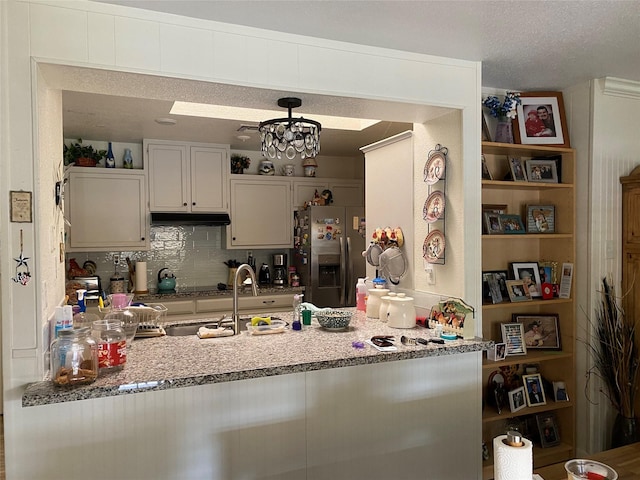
[501,322,527,356]
[526,205,555,233]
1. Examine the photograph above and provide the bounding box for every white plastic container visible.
[356,278,368,311]
[366,286,389,319]
[387,293,416,329]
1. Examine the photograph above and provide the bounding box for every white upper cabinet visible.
[66,168,149,251]
[227,177,292,249]
[146,140,229,212]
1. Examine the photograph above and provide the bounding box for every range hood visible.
[150,213,231,226]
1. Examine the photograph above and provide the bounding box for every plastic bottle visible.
[356,278,367,311]
[105,142,115,168]
[54,304,74,338]
[73,289,101,329]
[292,293,303,330]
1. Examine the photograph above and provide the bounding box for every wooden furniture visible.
[481,141,576,478]
[535,442,640,479]
[65,167,149,251]
[620,166,640,419]
[146,139,229,213]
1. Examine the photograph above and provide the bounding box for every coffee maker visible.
[272,253,287,286]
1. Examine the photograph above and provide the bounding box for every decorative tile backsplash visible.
[66,225,287,293]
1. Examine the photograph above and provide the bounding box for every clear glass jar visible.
[103,308,138,347]
[50,327,98,386]
[92,319,127,371]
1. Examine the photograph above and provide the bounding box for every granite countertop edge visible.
[22,310,492,408]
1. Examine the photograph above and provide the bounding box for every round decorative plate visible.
[423,230,445,263]
[423,190,445,222]
[423,151,446,185]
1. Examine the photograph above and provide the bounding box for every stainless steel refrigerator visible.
[293,205,366,308]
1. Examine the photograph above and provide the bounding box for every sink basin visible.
[165,318,247,336]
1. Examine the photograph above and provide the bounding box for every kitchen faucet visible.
[232,263,259,334]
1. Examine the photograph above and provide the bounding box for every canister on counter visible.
[110,275,125,294]
[50,327,99,386]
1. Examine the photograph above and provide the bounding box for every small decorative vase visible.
[123,148,133,169]
[611,413,640,448]
[494,116,514,144]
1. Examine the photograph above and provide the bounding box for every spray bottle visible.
[356,277,368,311]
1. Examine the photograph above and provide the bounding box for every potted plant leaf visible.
[63,139,107,167]
[586,277,640,447]
[230,154,251,174]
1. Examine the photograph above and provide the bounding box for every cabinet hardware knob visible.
[192,202,196,206]
[141,237,145,241]
[183,202,187,206]
[262,300,275,304]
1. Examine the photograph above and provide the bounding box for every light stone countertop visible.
[22,309,491,407]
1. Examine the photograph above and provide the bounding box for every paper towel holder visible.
[505,430,523,447]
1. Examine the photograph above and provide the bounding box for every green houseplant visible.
[63,139,107,166]
[230,154,251,174]
[587,277,640,447]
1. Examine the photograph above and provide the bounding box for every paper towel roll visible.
[493,434,533,480]
[135,261,148,293]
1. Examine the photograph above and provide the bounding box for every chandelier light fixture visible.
[259,97,321,160]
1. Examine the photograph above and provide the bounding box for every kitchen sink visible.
[165,318,247,336]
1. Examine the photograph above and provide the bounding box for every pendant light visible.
[258,97,321,160]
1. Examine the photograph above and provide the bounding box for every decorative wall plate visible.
[423,190,445,222]
[424,152,445,184]
[423,229,445,263]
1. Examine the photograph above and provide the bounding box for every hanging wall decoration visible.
[12,229,32,286]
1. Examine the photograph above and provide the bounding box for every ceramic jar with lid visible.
[378,292,397,322]
[366,286,389,319]
[387,293,416,329]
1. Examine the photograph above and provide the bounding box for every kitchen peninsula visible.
[23,310,490,478]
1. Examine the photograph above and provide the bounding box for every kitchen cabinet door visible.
[328,180,363,206]
[227,177,292,248]
[66,169,149,251]
[148,143,189,212]
[190,146,228,212]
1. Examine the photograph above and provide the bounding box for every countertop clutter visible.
[23,309,490,407]
[134,285,304,302]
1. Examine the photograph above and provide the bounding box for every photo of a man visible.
[524,373,546,407]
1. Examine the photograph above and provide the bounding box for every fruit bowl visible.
[315,310,353,331]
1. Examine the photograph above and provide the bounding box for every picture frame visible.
[484,212,503,235]
[482,270,510,304]
[559,262,573,299]
[499,214,525,234]
[501,322,527,356]
[481,154,493,180]
[511,262,543,298]
[514,91,570,148]
[487,342,507,361]
[553,381,569,402]
[508,386,527,413]
[525,159,559,183]
[481,204,507,234]
[538,261,558,285]
[526,205,555,233]
[505,280,532,302]
[482,113,492,142]
[513,314,561,350]
[509,157,527,182]
[10,190,33,223]
[536,412,561,448]
[523,373,546,407]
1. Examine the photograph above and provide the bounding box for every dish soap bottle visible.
[105,142,115,168]
[292,293,303,330]
[356,277,367,311]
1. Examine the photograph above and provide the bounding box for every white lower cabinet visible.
[227,177,293,248]
[160,293,296,317]
[66,168,149,251]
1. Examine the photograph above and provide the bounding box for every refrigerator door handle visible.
[346,236,354,304]
[339,236,346,306]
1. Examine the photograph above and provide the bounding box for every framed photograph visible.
[499,214,525,234]
[482,204,507,234]
[484,212,503,235]
[511,262,542,297]
[506,280,532,302]
[513,314,561,350]
[514,91,570,148]
[508,386,527,413]
[559,262,573,299]
[10,190,33,223]
[509,157,527,182]
[482,270,510,304]
[553,381,569,402]
[536,412,561,447]
[501,322,527,356]
[526,205,555,233]
[538,261,558,285]
[525,159,559,183]
[481,154,493,180]
[523,373,546,407]
[487,342,507,361]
